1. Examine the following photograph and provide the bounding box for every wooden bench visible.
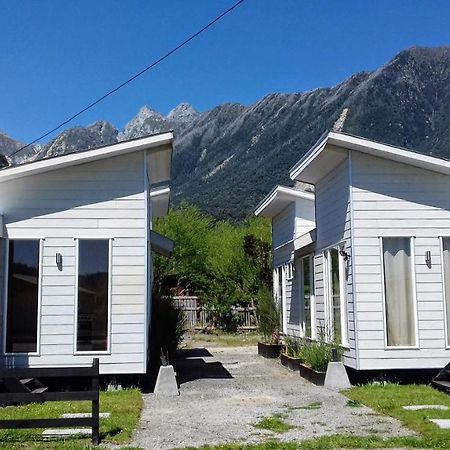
[0,358,100,445]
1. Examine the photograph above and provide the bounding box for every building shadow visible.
[174,347,233,385]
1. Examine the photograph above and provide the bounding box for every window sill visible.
[384,346,420,350]
[3,352,40,357]
[74,351,110,356]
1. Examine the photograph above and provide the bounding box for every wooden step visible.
[32,387,48,394]
[432,379,450,394]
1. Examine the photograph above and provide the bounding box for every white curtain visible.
[442,239,450,346]
[383,238,415,346]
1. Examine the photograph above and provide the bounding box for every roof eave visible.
[0,132,174,183]
[254,185,314,218]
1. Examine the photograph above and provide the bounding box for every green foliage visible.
[154,205,272,329]
[150,290,186,363]
[300,340,334,372]
[253,414,294,433]
[284,336,302,358]
[0,389,142,446]
[256,286,280,343]
[345,383,450,447]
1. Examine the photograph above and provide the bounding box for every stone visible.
[430,419,450,429]
[324,362,351,390]
[42,428,91,438]
[61,412,110,418]
[402,405,449,411]
[154,364,179,396]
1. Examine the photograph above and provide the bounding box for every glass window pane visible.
[302,257,312,337]
[333,295,342,344]
[6,240,40,353]
[330,249,340,296]
[443,238,450,346]
[383,237,415,346]
[77,240,109,352]
[329,249,341,344]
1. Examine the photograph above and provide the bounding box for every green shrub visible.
[256,286,280,343]
[284,336,302,358]
[150,291,187,365]
[300,340,343,372]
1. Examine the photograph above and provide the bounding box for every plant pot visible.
[299,362,326,385]
[258,342,283,358]
[280,353,303,371]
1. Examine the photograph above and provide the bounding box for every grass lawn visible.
[183,331,260,348]
[0,388,142,449]
[182,384,450,449]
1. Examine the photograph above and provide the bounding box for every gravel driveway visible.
[131,345,412,449]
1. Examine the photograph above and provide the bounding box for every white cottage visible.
[0,132,174,374]
[256,131,450,372]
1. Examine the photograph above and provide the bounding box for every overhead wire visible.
[9,0,246,158]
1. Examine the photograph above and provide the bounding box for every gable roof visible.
[290,131,450,184]
[0,131,173,184]
[255,185,314,218]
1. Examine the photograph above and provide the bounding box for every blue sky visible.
[1,0,450,143]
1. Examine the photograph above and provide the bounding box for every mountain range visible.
[2,46,450,219]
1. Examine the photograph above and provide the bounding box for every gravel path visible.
[131,345,413,449]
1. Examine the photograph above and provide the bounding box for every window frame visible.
[74,238,112,355]
[323,244,349,346]
[285,261,294,281]
[380,236,419,350]
[439,236,450,349]
[3,238,43,356]
[299,254,315,339]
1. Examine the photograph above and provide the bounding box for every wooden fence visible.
[173,296,257,330]
[0,359,100,445]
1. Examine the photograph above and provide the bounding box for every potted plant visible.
[298,330,343,385]
[256,287,283,358]
[280,336,303,371]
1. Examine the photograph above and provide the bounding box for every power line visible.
[9,0,246,158]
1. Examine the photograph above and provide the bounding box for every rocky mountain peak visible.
[167,103,198,122]
[119,105,168,141]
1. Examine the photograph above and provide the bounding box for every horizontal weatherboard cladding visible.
[351,151,450,369]
[0,151,148,374]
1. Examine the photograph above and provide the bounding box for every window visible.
[300,255,314,338]
[76,239,110,352]
[286,262,294,280]
[382,237,416,347]
[441,238,450,346]
[6,240,40,353]
[324,247,348,345]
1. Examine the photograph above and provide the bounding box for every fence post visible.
[91,358,100,445]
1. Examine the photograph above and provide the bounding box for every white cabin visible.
[256,131,450,371]
[0,132,174,375]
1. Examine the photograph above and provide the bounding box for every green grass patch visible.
[295,401,322,410]
[253,414,294,433]
[181,434,450,449]
[184,331,261,348]
[344,383,450,448]
[346,399,362,407]
[0,388,142,448]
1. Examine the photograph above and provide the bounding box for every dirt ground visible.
[131,342,413,449]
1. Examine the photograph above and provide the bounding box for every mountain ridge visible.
[2,46,450,219]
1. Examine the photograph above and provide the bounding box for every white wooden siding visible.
[314,158,356,368]
[0,152,147,374]
[352,151,450,370]
[272,204,295,250]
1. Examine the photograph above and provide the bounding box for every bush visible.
[284,336,302,358]
[300,338,344,372]
[256,286,280,344]
[150,290,186,366]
